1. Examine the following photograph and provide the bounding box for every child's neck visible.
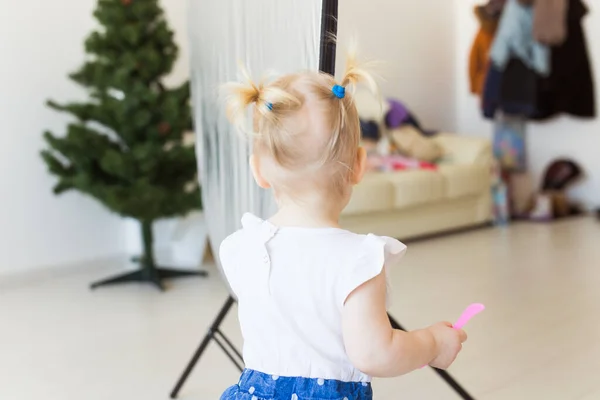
[270,195,344,229]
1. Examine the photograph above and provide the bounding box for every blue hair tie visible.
[332,84,346,99]
[266,102,273,111]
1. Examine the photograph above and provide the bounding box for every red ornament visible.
[158,122,171,135]
[121,0,132,5]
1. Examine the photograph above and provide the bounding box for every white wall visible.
[0,0,191,277]
[337,0,458,131]
[455,0,600,209]
[11,0,597,277]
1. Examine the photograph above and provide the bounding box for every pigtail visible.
[339,42,379,96]
[222,65,263,131]
[222,65,301,134]
[333,43,382,137]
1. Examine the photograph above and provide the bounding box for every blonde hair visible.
[223,50,377,198]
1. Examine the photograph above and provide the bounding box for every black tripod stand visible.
[170,296,476,400]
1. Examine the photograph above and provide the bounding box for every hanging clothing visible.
[469,5,501,95]
[490,0,550,76]
[482,58,537,119]
[493,115,528,172]
[533,0,595,120]
[482,63,503,119]
[533,0,568,45]
[500,58,538,116]
[486,0,507,16]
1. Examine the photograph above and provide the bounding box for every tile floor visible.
[1,217,599,400]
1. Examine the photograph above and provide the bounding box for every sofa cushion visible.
[437,164,490,199]
[345,173,395,215]
[345,164,490,216]
[386,170,445,209]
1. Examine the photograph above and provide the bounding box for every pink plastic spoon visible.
[421,303,485,369]
[453,303,485,330]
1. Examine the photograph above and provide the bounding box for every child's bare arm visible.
[342,271,466,377]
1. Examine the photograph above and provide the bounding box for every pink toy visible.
[421,303,485,369]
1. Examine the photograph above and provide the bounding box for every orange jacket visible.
[469,6,499,96]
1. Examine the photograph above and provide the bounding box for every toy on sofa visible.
[357,92,445,172]
[389,125,443,163]
[367,154,438,172]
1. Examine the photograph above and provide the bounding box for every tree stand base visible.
[90,266,208,292]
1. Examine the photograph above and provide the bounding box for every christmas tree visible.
[41,0,204,291]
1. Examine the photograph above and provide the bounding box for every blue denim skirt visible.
[221,369,373,400]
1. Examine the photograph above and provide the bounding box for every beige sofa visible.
[341,133,494,240]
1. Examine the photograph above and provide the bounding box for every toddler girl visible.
[219,52,467,400]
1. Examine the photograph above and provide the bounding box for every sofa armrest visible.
[432,133,493,166]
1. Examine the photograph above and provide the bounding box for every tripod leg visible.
[213,335,244,372]
[429,368,476,400]
[388,313,476,400]
[170,296,237,399]
[216,329,244,363]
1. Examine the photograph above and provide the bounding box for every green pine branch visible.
[41,0,201,222]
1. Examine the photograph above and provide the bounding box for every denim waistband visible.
[237,369,373,400]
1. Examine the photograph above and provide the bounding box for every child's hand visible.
[428,322,468,370]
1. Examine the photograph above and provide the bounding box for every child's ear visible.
[351,147,367,185]
[250,154,271,189]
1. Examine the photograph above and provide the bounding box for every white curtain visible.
[188,0,323,293]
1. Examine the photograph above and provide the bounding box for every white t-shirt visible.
[219,213,407,383]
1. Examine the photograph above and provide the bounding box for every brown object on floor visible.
[527,190,571,219]
[533,0,568,45]
[389,126,443,162]
[527,158,584,220]
[549,191,571,218]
